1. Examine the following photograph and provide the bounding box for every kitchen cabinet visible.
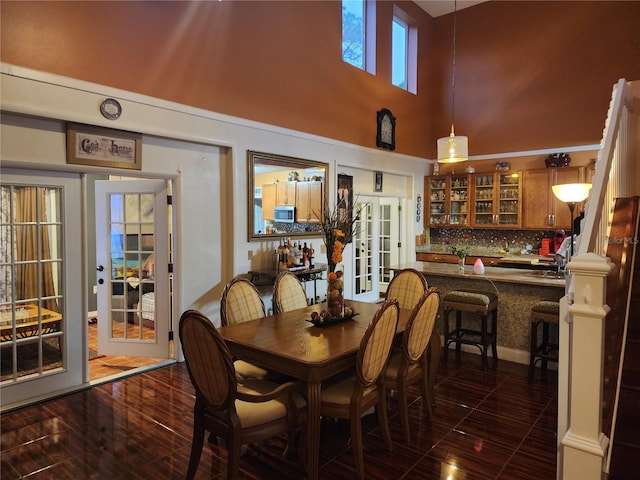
[472,172,522,228]
[426,174,470,227]
[262,181,297,221]
[296,181,323,223]
[416,252,501,266]
[522,167,584,229]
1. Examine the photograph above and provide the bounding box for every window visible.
[342,0,376,73]
[392,6,417,93]
[392,17,408,89]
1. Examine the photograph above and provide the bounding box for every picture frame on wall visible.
[376,108,396,150]
[337,173,353,226]
[374,171,383,192]
[66,123,142,170]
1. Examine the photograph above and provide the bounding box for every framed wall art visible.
[376,108,396,150]
[374,171,383,192]
[66,123,142,170]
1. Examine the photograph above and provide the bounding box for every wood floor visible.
[1,351,558,479]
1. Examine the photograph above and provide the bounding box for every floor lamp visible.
[551,183,593,260]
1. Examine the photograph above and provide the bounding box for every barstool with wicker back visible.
[528,300,560,383]
[442,289,499,369]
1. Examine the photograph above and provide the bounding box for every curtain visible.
[15,187,59,312]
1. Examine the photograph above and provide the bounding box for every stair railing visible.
[559,78,639,480]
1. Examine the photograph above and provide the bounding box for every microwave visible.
[274,206,296,223]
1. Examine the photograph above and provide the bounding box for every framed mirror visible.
[247,150,328,241]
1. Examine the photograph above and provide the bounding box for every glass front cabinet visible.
[472,172,522,228]
[426,174,470,227]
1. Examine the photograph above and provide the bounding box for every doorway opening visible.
[89,175,175,383]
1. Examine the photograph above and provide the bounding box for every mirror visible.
[248,150,328,241]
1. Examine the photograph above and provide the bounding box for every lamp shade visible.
[437,126,468,163]
[551,183,592,203]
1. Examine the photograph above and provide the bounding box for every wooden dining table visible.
[218,300,412,480]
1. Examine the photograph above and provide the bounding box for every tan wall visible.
[2,1,639,159]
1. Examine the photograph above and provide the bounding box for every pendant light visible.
[437,0,468,163]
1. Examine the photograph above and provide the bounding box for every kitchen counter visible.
[390,262,566,364]
[393,261,565,288]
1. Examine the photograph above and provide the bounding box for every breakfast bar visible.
[391,261,566,364]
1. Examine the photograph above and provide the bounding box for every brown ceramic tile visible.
[1,350,565,480]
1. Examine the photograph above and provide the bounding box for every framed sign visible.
[66,123,142,170]
[374,171,383,192]
[376,108,396,150]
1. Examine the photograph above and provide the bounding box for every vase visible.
[326,265,344,318]
[458,256,466,273]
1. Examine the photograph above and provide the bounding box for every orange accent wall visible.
[2,1,639,158]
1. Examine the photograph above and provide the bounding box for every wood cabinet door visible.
[262,183,277,220]
[523,169,553,229]
[277,182,296,206]
[522,167,584,229]
[296,181,323,222]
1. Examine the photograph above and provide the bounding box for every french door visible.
[1,170,83,409]
[95,180,170,358]
[350,196,404,302]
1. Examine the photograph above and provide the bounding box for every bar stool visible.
[528,300,560,383]
[442,289,499,369]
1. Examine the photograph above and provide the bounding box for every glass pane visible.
[124,194,140,223]
[392,17,407,88]
[110,194,125,222]
[342,0,365,69]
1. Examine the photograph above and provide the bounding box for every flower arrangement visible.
[445,233,471,259]
[320,200,360,272]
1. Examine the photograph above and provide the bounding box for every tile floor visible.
[88,320,165,381]
[1,351,558,479]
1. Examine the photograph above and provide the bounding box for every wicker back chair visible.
[179,310,306,480]
[320,299,399,480]
[384,287,440,442]
[273,271,308,313]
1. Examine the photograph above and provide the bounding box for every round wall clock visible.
[100,98,122,120]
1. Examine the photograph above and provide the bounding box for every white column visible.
[560,253,612,480]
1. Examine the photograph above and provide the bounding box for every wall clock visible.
[100,98,122,120]
[376,108,396,150]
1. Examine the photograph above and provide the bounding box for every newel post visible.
[561,252,612,480]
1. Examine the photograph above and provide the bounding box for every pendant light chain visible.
[450,0,458,130]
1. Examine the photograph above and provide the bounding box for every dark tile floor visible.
[0,352,558,479]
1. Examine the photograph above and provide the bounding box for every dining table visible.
[218,300,412,480]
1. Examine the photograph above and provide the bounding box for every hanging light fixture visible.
[437,0,468,163]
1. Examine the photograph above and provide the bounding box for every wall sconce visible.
[551,183,592,258]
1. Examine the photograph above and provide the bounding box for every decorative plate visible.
[306,312,359,327]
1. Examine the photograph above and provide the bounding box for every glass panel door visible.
[1,185,64,381]
[95,180,169,358]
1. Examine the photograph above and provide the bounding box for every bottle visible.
[302,242,309,267]
[308,243,315,268]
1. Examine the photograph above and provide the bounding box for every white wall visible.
[1,64,429,326]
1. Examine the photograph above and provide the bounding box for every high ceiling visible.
[414,0,487,18]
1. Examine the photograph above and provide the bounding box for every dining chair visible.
[273,271,308,313]
[179,309,307,480]
[385,268,428,309]
[384,287,441,442]
[385,267,439,409]
[220,278,271,380]
[320,299,399,480]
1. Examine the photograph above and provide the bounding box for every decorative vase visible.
[458,256,466,273]
[326,266,344,318]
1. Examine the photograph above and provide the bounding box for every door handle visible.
[97,265,104,272]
